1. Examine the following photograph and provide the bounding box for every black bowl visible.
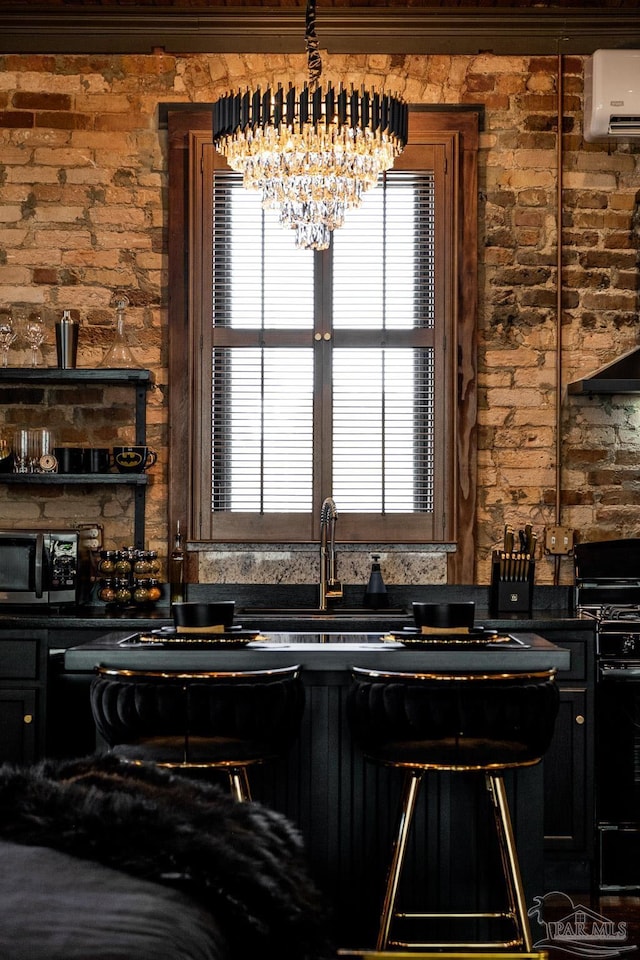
[172,601,235,630]
[412,601,475,630]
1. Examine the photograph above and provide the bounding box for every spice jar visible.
[115,578,132,606]
[146,578,162,602]
[133,553,151,576]
[115,555,132,576]
[133,580,150,604]
[98,579,117,603]
[97,551,117,576]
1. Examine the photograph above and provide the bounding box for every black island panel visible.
[57,630,569,948]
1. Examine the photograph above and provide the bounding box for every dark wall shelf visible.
[0,368,154,547]
[0,474,147,486]
[0,368,153,385]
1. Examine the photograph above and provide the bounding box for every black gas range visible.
[575,538,640,666]
[578,604,640,671]
[574,539,640,892]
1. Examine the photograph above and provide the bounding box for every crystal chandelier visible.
[212,0,408,250]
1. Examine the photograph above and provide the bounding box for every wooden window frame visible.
[167,107,478,582]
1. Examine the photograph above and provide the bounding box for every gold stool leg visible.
[228,766,252,802]
[377,770,423,951]
[487,773,533,952]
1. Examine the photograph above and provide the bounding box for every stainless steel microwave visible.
[0,529,79,605]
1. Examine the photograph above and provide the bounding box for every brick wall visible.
[0,50,639,585]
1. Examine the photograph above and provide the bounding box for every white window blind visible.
[332,174,434,331]
[213,178,314,330]
[211,169,438,524]
[332,348,434,513]
[213,347,314,512]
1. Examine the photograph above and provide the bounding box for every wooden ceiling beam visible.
[0,6,638,56]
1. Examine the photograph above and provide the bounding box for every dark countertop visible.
[63,629,571,673]
[0,584,592,644]
[0,606,591,633]
[0,605,594,669]
[0,607,174,631]
[0,581,579,624]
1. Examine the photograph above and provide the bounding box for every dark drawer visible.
[0,641,39,680]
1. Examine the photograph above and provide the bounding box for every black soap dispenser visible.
[364,554,389,609]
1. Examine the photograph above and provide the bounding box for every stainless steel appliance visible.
[0,528,79,606]
[575,539,640,892]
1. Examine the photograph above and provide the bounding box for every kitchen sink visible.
[240,607,408,617]
[236,607,412,633]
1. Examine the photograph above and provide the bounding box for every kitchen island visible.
[61,629,569,948]
[63,626,568,671]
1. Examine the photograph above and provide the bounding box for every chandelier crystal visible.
[212,0,408,250]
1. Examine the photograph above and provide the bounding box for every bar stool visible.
[347,666,559,954]
[90,664,304,802]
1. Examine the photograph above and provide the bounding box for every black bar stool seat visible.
[90,664,304,802]
[347,666,559,954]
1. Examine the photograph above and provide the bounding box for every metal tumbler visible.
[55,312,78,369]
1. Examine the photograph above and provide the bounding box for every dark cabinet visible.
[0,632,47,763]
[0,688,38,763]
[539,627,595,890]
[544,687,589,844]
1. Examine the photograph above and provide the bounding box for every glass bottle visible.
[100,294,139,368]
[169,521,185,605]
[55,310,78,369]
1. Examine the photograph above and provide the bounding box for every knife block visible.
[490,551,535,615]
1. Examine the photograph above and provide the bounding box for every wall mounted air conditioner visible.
[584,49,640,142]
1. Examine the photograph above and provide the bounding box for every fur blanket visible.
[0,754,333,960]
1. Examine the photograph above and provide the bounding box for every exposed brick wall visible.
[475,53,640,585]
[0,49,639,585]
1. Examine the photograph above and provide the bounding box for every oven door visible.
[596,662,640,891]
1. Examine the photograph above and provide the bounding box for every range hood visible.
[568,345,640,395]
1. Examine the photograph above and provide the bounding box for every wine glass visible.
[0,315,17,367]
[23,313,46,367]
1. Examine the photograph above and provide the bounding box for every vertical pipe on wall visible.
[554,54,564,585]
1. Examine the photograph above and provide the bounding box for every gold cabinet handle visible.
[23,714,33,725]
[575,715,585,725]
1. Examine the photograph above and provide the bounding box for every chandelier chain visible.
[305,0,322,86]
